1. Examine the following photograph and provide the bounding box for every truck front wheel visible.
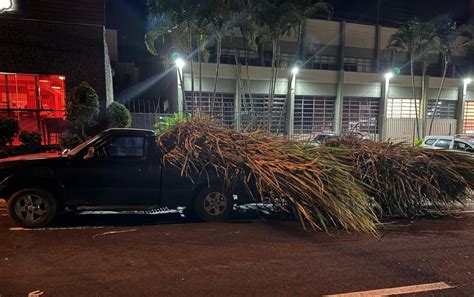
[194,186,233,222]
[7,188,57,228]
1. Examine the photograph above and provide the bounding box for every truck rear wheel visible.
[7,188,57,228]
[194,186,233,222]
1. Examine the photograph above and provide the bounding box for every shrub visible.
[19,131,42,152]
[60,131,85,149]
[0,117,20,146]
[107,102,131,128]
[65,82,100,137]
[154,113,191,134]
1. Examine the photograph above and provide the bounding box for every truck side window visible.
[434,139,451,149]
[454,141,471,151]
[424,139,436,145]
[106,136,145,158]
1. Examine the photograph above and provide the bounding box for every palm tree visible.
[252,1,301,130]
[145,0,198,114]
[389,18,437,141]
[428,21,474,135]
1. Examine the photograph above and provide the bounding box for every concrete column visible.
[379,78,390,141]
[339,21,346,71]
[456,84,466,134]
[285,74,296,139]
[234,77,241,131]
[420,75,429,137]
[375,25,381,73]
[334,70,344,134]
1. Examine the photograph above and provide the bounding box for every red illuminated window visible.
[0,73,67,145]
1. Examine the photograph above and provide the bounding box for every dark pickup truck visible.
[0,128,250,228]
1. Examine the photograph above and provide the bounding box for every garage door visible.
[342,97,379,134]
[294,96,335,136]
[464,101,474,134]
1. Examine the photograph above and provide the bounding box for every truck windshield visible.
[67,133,104,157]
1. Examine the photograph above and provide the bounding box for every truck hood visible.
[0,153,63,163]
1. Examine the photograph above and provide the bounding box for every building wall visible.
[2,0,105,25]
[0,18,113,115]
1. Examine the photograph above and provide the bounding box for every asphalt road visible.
[1,202,474,297]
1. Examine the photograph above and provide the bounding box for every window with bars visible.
[293,96,335,136]
[464,101,474,134]
[309,55,338,70]
[344,57,373,73]
[427,100,456,119]
[241,94,287,134]
[387,98,420,118]
[184,92,235,128]
[342,97,379,134]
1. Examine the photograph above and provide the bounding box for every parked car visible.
[420,135,474,152]
[0,129,252,228]
[313,131,371,145]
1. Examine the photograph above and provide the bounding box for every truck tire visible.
[7,188,57,228]
[194,185,233,222]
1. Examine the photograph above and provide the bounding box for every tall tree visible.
[145,0,197,114]
[428,21,474,135]
[389,18,437,141]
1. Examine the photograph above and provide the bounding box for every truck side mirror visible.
[83,147,95,160]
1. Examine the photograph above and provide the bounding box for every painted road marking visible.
[324,282,453,296]
[9,226,110,231]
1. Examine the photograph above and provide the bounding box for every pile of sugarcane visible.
[324,137,474,218]
[157,117,474,234]
[158,117,378,234]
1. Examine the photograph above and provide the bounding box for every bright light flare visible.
[175,58,185,69]
[464,78,472,85]
[384,72,394,80]
[291,66,299,75]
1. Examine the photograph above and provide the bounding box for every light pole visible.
[379,71,394,141]
[175,58,186,115]
[285,66,299,139]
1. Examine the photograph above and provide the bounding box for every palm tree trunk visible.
[187,22,195,116]
[428,57,448,136]
[410,54,420,142]
[198,41,202,112]
[267,40,277,130]
[211,37,222,114]
[243,34,254,113]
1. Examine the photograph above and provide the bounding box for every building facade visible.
[0,0,113,144]
[171,19,474,142]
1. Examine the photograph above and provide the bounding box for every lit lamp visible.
[384,71,394,81]
[0,0,12,13]
[175,58,185,70]
[291,66,299,76]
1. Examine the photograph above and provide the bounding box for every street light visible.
[464,78,472,85]
[384,71,394,80]
[175,58,185,69]
[291,66,299,76]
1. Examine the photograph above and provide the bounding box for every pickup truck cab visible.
[0,129,248,228]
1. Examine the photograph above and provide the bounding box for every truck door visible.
[66,133,160,206]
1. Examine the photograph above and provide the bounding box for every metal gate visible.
[241,94,286,134]
[185,91,235,128]
[342,97,379,134]
[293,96,335,136]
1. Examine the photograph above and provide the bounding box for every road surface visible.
[0,201,473,296]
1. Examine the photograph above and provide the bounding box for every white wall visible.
[345,23,376,49]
